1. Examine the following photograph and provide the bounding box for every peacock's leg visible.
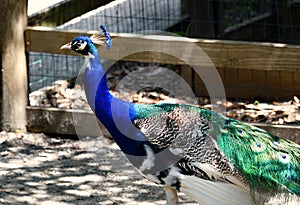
[164,186,179,205]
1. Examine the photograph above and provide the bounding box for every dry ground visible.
[1,132,299,205]
[0,131,196,205]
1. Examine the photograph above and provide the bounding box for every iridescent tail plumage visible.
[217,117,300,198]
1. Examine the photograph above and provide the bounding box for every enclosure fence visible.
[23,0,300,135]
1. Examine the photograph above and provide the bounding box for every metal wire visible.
[28,0,300,101]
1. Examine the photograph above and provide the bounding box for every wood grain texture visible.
[25,27,300,71]
[26,106,110,137]
[0,0,28,131]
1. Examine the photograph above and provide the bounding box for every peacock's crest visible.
[89,25,112,49]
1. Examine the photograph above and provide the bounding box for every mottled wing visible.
[134,107,248,187]
[135,105,300,197]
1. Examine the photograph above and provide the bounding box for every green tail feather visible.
[217,118,300,196]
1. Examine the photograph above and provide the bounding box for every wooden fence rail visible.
[25,27,300,71]
[25,27,300,99]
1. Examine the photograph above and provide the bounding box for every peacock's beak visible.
[60,42,72,50]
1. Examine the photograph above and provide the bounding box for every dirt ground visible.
[0,131,196,205]
[1,131,300,205]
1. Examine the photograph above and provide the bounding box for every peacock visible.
[61,25,300,205]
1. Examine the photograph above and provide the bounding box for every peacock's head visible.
[61,36,94,55]
[60,25,112,56]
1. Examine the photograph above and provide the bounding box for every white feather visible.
[193,162,248,189]
[180,175,253,205]
[83,53,98,70]
[139,145,155,172]
[90,32,107,47]
[169,147,184,155]
[162,166,181,187]
[193,163,223,180]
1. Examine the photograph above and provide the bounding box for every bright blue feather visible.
[77,31,147,157]
[100,25,112,49]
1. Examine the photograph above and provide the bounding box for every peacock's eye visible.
[278,152,290,163]
[250,141,265,152]
[71,40,87,51]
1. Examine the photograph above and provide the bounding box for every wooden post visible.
[0,0,28,131]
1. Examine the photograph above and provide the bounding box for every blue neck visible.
[83,47,147,156]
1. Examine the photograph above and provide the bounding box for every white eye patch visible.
[72,40,87,51]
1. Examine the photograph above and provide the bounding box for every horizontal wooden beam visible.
[25,27,300,71]
[26,106,300,144]
[26,106,111,138]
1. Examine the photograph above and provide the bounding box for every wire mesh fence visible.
[28,0,183,93]
[29,53,85,91]
[28,0,300,44]
[27,0,300,120]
